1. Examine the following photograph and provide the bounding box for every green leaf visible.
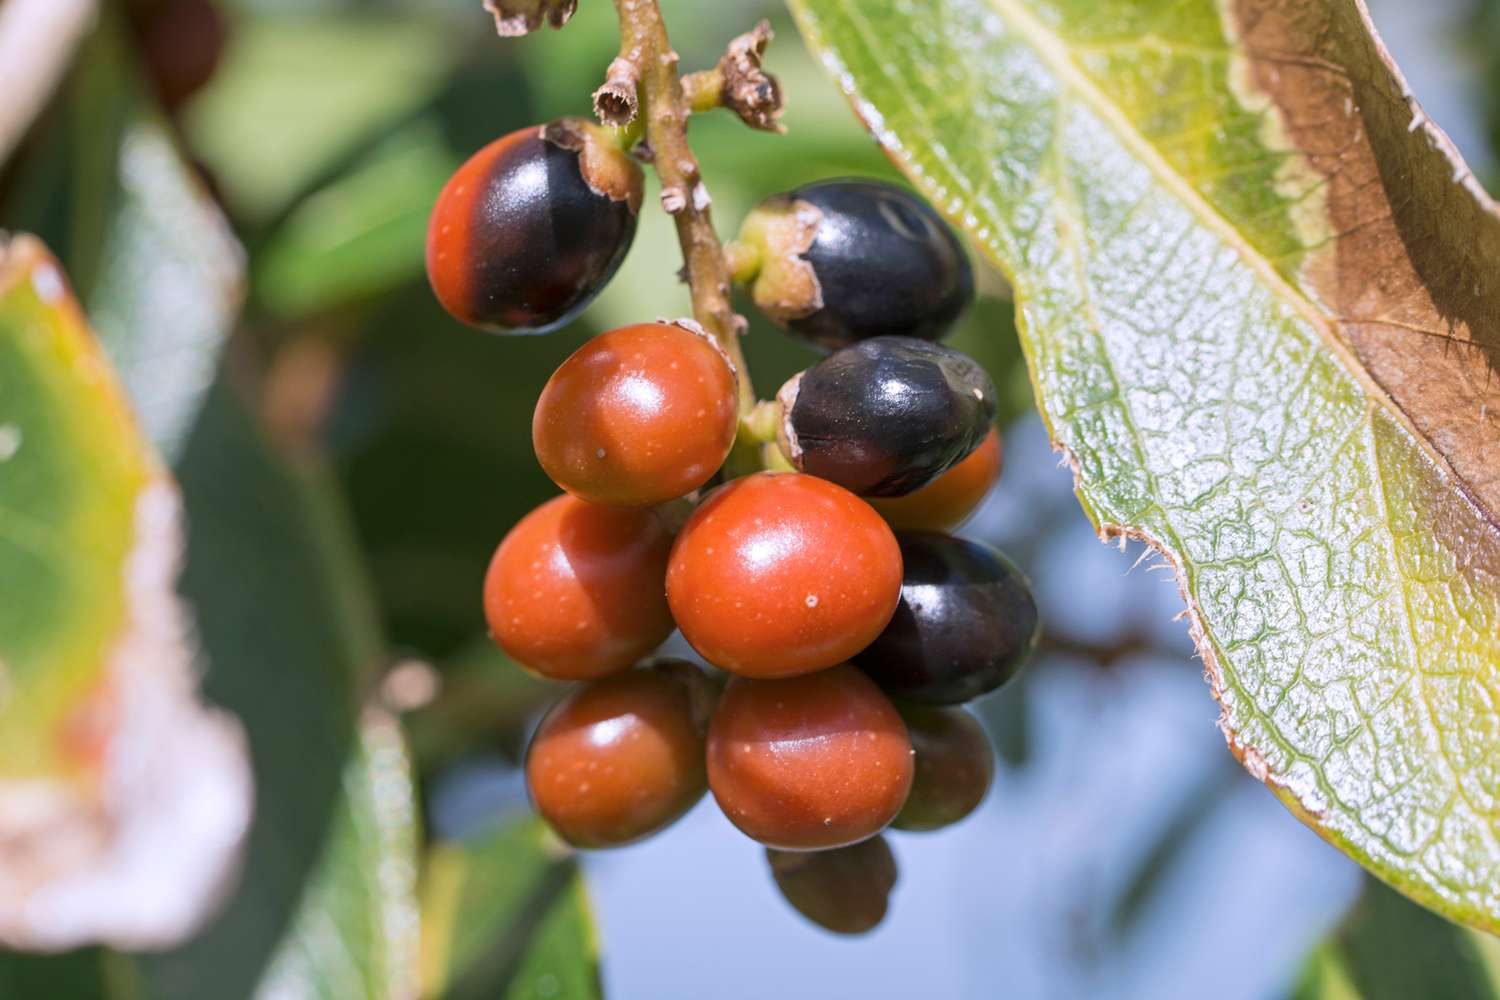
[252,710,421,1000]
[421,819,601,1000]
[183,13,458,224]
[788,0,1500,932]
[255,118,457,319]
[1295,878,1500,999]
[0,236,250,952]
[136,383,389,998]
[0,16,244,463]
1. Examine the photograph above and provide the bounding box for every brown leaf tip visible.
[718,20,784,133]
[482,0,577,37]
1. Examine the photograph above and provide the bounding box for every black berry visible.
[781,336,996,497]
[737,179,973,349]
[854,533,1039,704]
[427,118,643,333]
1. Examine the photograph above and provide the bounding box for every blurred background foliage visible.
[1,0,1499,997]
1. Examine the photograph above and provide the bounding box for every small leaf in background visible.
[256,118,457,319]
[789,0,1500,933]
[422,818,601,1000]
[135,383,387,999]
[0,235,250,952]
[89,116,245,461]
[1294,877,1500,999]
[253,709,421,1000]
[183,13,459,224]
[0,17,245,465]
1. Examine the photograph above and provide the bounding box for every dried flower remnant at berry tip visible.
[484,0,576,36]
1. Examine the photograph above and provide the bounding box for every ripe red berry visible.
[526,661,716,848]
[483,494,674,681]
[868,427,1001,532]
[666,472,903,678]
[892,707,995,832]
[533,321,739,506]
[766,836,898,935]
[427,119,643,332]
[706,666,914,850]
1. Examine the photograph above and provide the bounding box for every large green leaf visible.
[788,0,1500,931]
[0,236,251,951]
[420,819,601,1000]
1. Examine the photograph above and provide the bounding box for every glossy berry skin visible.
[483,494,674,681]
[707,666,914,850]
[854,533,1039,704]
[784,337,996,497]
[766,836,898,935]
[869,427,1002,532]
[533,322,739,506]
[427,120,641,333]
[667,473,903,678]
[892,707,995,832]
[526,661,716,848]
[785,180,972,349]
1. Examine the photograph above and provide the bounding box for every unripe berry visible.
[483,494,674,680]
[868,428,1002,532]
[526,661,716,848]
[766,836,897,935]
[533,321,739,506]
[666,472,903,678]
[780,337,996,497]
[707,666,914,850]
[854,533,1039,704]
[735,179,973,349]
[892,707,995,832]
[427,118,643,332]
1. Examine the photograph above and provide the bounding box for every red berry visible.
[892,707,995,832]
[706,666,913,850]
[766,836,898,935]
[666,472,902,678]
[483,494,673,680]
[533,322,739,506]
[868,427,1001,532]
[526,661,716,848]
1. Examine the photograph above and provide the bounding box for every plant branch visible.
[608,0,755,416]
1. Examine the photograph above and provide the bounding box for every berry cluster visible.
[428,115,1038,933]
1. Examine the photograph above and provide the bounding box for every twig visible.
[608,0,755,415]
[0,0,98,166]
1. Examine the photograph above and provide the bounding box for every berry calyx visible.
[666,472,903,678]
[766,836,898,935]
[427,118,643,333]
[533,321,739,506]
[892,707,995,832]
[734,179,973,349]
[854,533,1039,704]
[483,494,674,680]
[868,427,1002,532]
[779,336,997,497]
[526,660,716,848]
[707,666,914,850]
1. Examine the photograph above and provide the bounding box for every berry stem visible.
[608,0,755,417]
